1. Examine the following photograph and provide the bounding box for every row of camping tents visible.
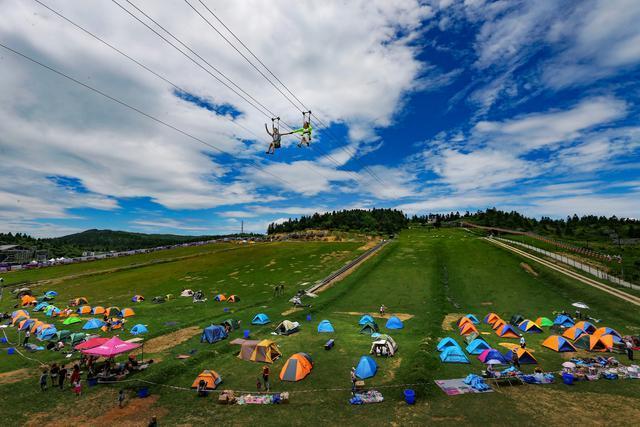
[437,337,538,364]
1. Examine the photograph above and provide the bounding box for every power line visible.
[0,41,293,189]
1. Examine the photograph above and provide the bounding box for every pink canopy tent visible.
[74,337,109,351]
[81,336,140,357]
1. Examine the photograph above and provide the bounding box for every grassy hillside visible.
[0,229,638,425]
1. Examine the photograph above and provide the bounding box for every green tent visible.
[536,317,553,327]
[69,332,87,346]
[359,321,379,335]
[55,330,71,342]
[63,316,82,325]
[221,319,240,331]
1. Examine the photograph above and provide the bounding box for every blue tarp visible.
[251,313,270,325]
[355,356,378,379]
[130,324,148,335]
[358,315,374,325]
[201,325,228,343]
[466,338,490,355]
[437,337,460,352]
[317,320,335,333]
[82,318,106,330]
[385,316,404,329]
[440,346,470,363]
[464,374,490,391]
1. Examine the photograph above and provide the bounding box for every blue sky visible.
[1,0,639,237]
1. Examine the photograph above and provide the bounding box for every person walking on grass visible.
[350,367,357,396]
[49,363,59,388]
[379,304,387,316]
[23,329,30,347]
[118,389,126,407]
[627,340,634,361]
[39,368,49,391]
[520,336,526,349]
[73,378,81,396]
[70,365,80,390]
[511,351,520,369]
[58,364,67,390]
[262,365,270,391]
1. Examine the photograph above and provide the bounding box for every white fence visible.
[494,237,640,291]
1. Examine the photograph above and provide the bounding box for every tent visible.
[317,320,335,333]
[75,337,109,350]
[45,306,61,317]
[121,308,135,318]
[220,319,241,331]
[458,316,474,328]
[535,317,553,327]
[82,318,106,330]
[39,327,58,341]
[483,313,501,325]
[440,346,470,363]
[33,302,49,312]
[180,289,194,297]
[542,335,577,352]
[358,315,375,325]
[280,353,313,381]
[503,347,537,364]
[359,321,379,335]
[63,316,82,326]
[11,309,29,319]
[19,318,35,331]
[553,314,575,327]
[81,336,141,357]
[355,356,378,378]
[54,330,71,342]
[191,370,222,390]
[69,333,87,346]
[437,337,461,351]
[130,324,148,335]
[30,320,45,333]
[510,314,525,325]
[44,290,58,299]
[492,319,507,331]
[478,349,507,364]
[465,314,480,324]
[201,325,228,343]
[574,321,597,334]
[274,320,300,336]
[562,326,587,341]
[214,294,227,302]
[593,327,622,339]
[496,324,521,338]
[77,306,91,315]
[519,320,543,333]
[105,307,121,317]
[12,315,28,326]
[385,316,404,330]
[459,323,479,336]
[234,339,282,363]
[92,306,105,315]
[227,295,240,303]
[466,338,491,355]
[131,295,145,303]
[21,295,37,306]
[251,313,271,325]
[71,297,89,306]
[370,336,398,356]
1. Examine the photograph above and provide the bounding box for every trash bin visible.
[138,387,150,398]
[7,347,15,355]
[88,378,98,387]
[562,372,574,385]
[404,389,416,405]
[306,314,312,321]
[223,308,229,313]
[0,337,7,344]
[243,330,250,339]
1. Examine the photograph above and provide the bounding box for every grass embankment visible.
[0,229,638,425]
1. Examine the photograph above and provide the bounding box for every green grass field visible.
[1,229,639,426]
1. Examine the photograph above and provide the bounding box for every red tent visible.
[74,337,109,350]
[81,336,140,357]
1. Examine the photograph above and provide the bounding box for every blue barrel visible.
[88,378,98,387]
[0,337,7,344]
[306,314,312,321]
[562,373,574,385]
[7,347,15,355]
[243,330,250,339]
[223,308,230,312]
[404,389,415,404]
[138,387,150,398]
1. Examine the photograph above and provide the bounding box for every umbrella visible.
[562,361,576,369]
[572,302,589,309]
[485,359,504,365]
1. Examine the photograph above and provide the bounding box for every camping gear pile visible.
[463,374,490,391]
[235,392,289,405]
[349,390,384,405]
[561,356,640,381]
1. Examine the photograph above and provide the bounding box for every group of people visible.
[265,113,313,155]
[256,365,270,391]
[39,363,82,395]
[273,284,286,297]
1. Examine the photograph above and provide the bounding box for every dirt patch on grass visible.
[0,367,33,385]
[281,307,303,316]
[93,394,168,425]
[136,326,200,354]
[265,259,276,267]
[506,387,640,424]
[385,357,402,381]
[520,262,538,276]
[358,239,379,251]
[441,313,465,331]
[334,311,415,321]
[481,301,493,306]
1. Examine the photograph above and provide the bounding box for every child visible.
[118,389,126,408]
[40,369,49,391]
[73,378,81,396]
[256,377,262,392]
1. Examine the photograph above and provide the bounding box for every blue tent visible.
[130,324,148,335]
[201,325,228,343]
[33,302,49,312]
[355,356,378,379]
[45,290,58,298]
[465,314,480,324]
[437,337,461,352]
[440,346,470,363]
[82,318,105,330]
[553,315,575,327]
[466,338,491,355]
[251,313,271,325]
[317,320,335,333]
[39,327,58,341]
[45,306,60,317]
[385,316,404,329]
[358,315,374,325]
[19,319,36,331]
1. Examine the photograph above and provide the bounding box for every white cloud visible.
[129,218,210,232]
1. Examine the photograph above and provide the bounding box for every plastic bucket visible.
[0,337,7,344]
[306,314,312,321]
[88,378,98,387]
[7,347,15,355]
[243,330,250,339]
[404,389,416,405]
[138,387,149,398]
[562,373,574,385]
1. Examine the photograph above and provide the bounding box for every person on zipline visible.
[290,112,312,147]
[265,118,282,155]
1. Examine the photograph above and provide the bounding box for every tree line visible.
[267,209,408,235]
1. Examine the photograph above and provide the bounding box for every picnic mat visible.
[435,379,493,395]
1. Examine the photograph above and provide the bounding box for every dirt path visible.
[0,367,33,385]
[487,238,640,306]
[334,311,414,321]
[135,326,200,354]
[441,313,465,331]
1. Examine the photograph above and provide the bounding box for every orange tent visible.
[30,320,45,333]
[459,323,478,336]
[592,327,622,339]
[496,324,521,339]
[21,295,37,306]
[77,306,92,315]
[592,334,616,351]
[12,310,29,319]
[542,335,576,352]
[227,295,240,303]
[18,319,31,330]
[458,316,474,328]
[280,353,313,382]
[121,308,135,317]
[563,326,587,341]
[484,313,501,325]
[105,307,121,316]
[191,370,222,390]
[92,306,105,315]
[492,319,507,331]
[574,321,596,334]
[12,315,28,326]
